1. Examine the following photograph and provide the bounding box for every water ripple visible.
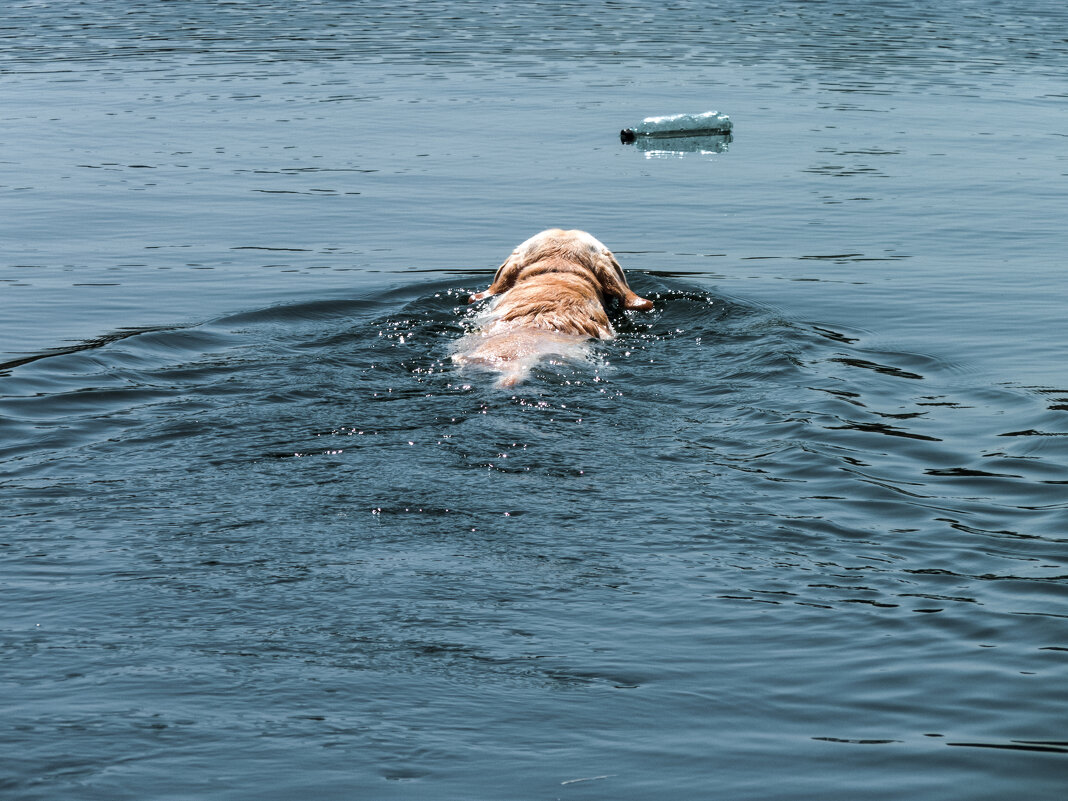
[4,0,1068,93]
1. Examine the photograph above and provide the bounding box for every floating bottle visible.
[620,111,732,143]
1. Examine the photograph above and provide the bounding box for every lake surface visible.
[2,2,1067,798]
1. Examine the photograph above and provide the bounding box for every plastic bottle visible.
[620,111,732,143]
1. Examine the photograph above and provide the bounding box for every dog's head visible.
[470,229,654,311]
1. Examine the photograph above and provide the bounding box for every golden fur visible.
[453,229,653,387]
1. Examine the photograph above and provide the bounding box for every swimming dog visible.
[453,229,653,387]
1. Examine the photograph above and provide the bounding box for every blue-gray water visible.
[2,2,1067,799]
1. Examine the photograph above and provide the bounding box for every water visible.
[2,2,1066,798]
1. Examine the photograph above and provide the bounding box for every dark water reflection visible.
[3,276,1066,798]
[2,1,1067,799]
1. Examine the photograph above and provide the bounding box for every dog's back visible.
[453,229,652,387]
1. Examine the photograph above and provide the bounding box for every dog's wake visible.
[452,320,594,388]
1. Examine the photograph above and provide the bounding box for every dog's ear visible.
[469,248,524,303]
[598,250,654,311]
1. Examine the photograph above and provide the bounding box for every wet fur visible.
[454,229,653,387]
